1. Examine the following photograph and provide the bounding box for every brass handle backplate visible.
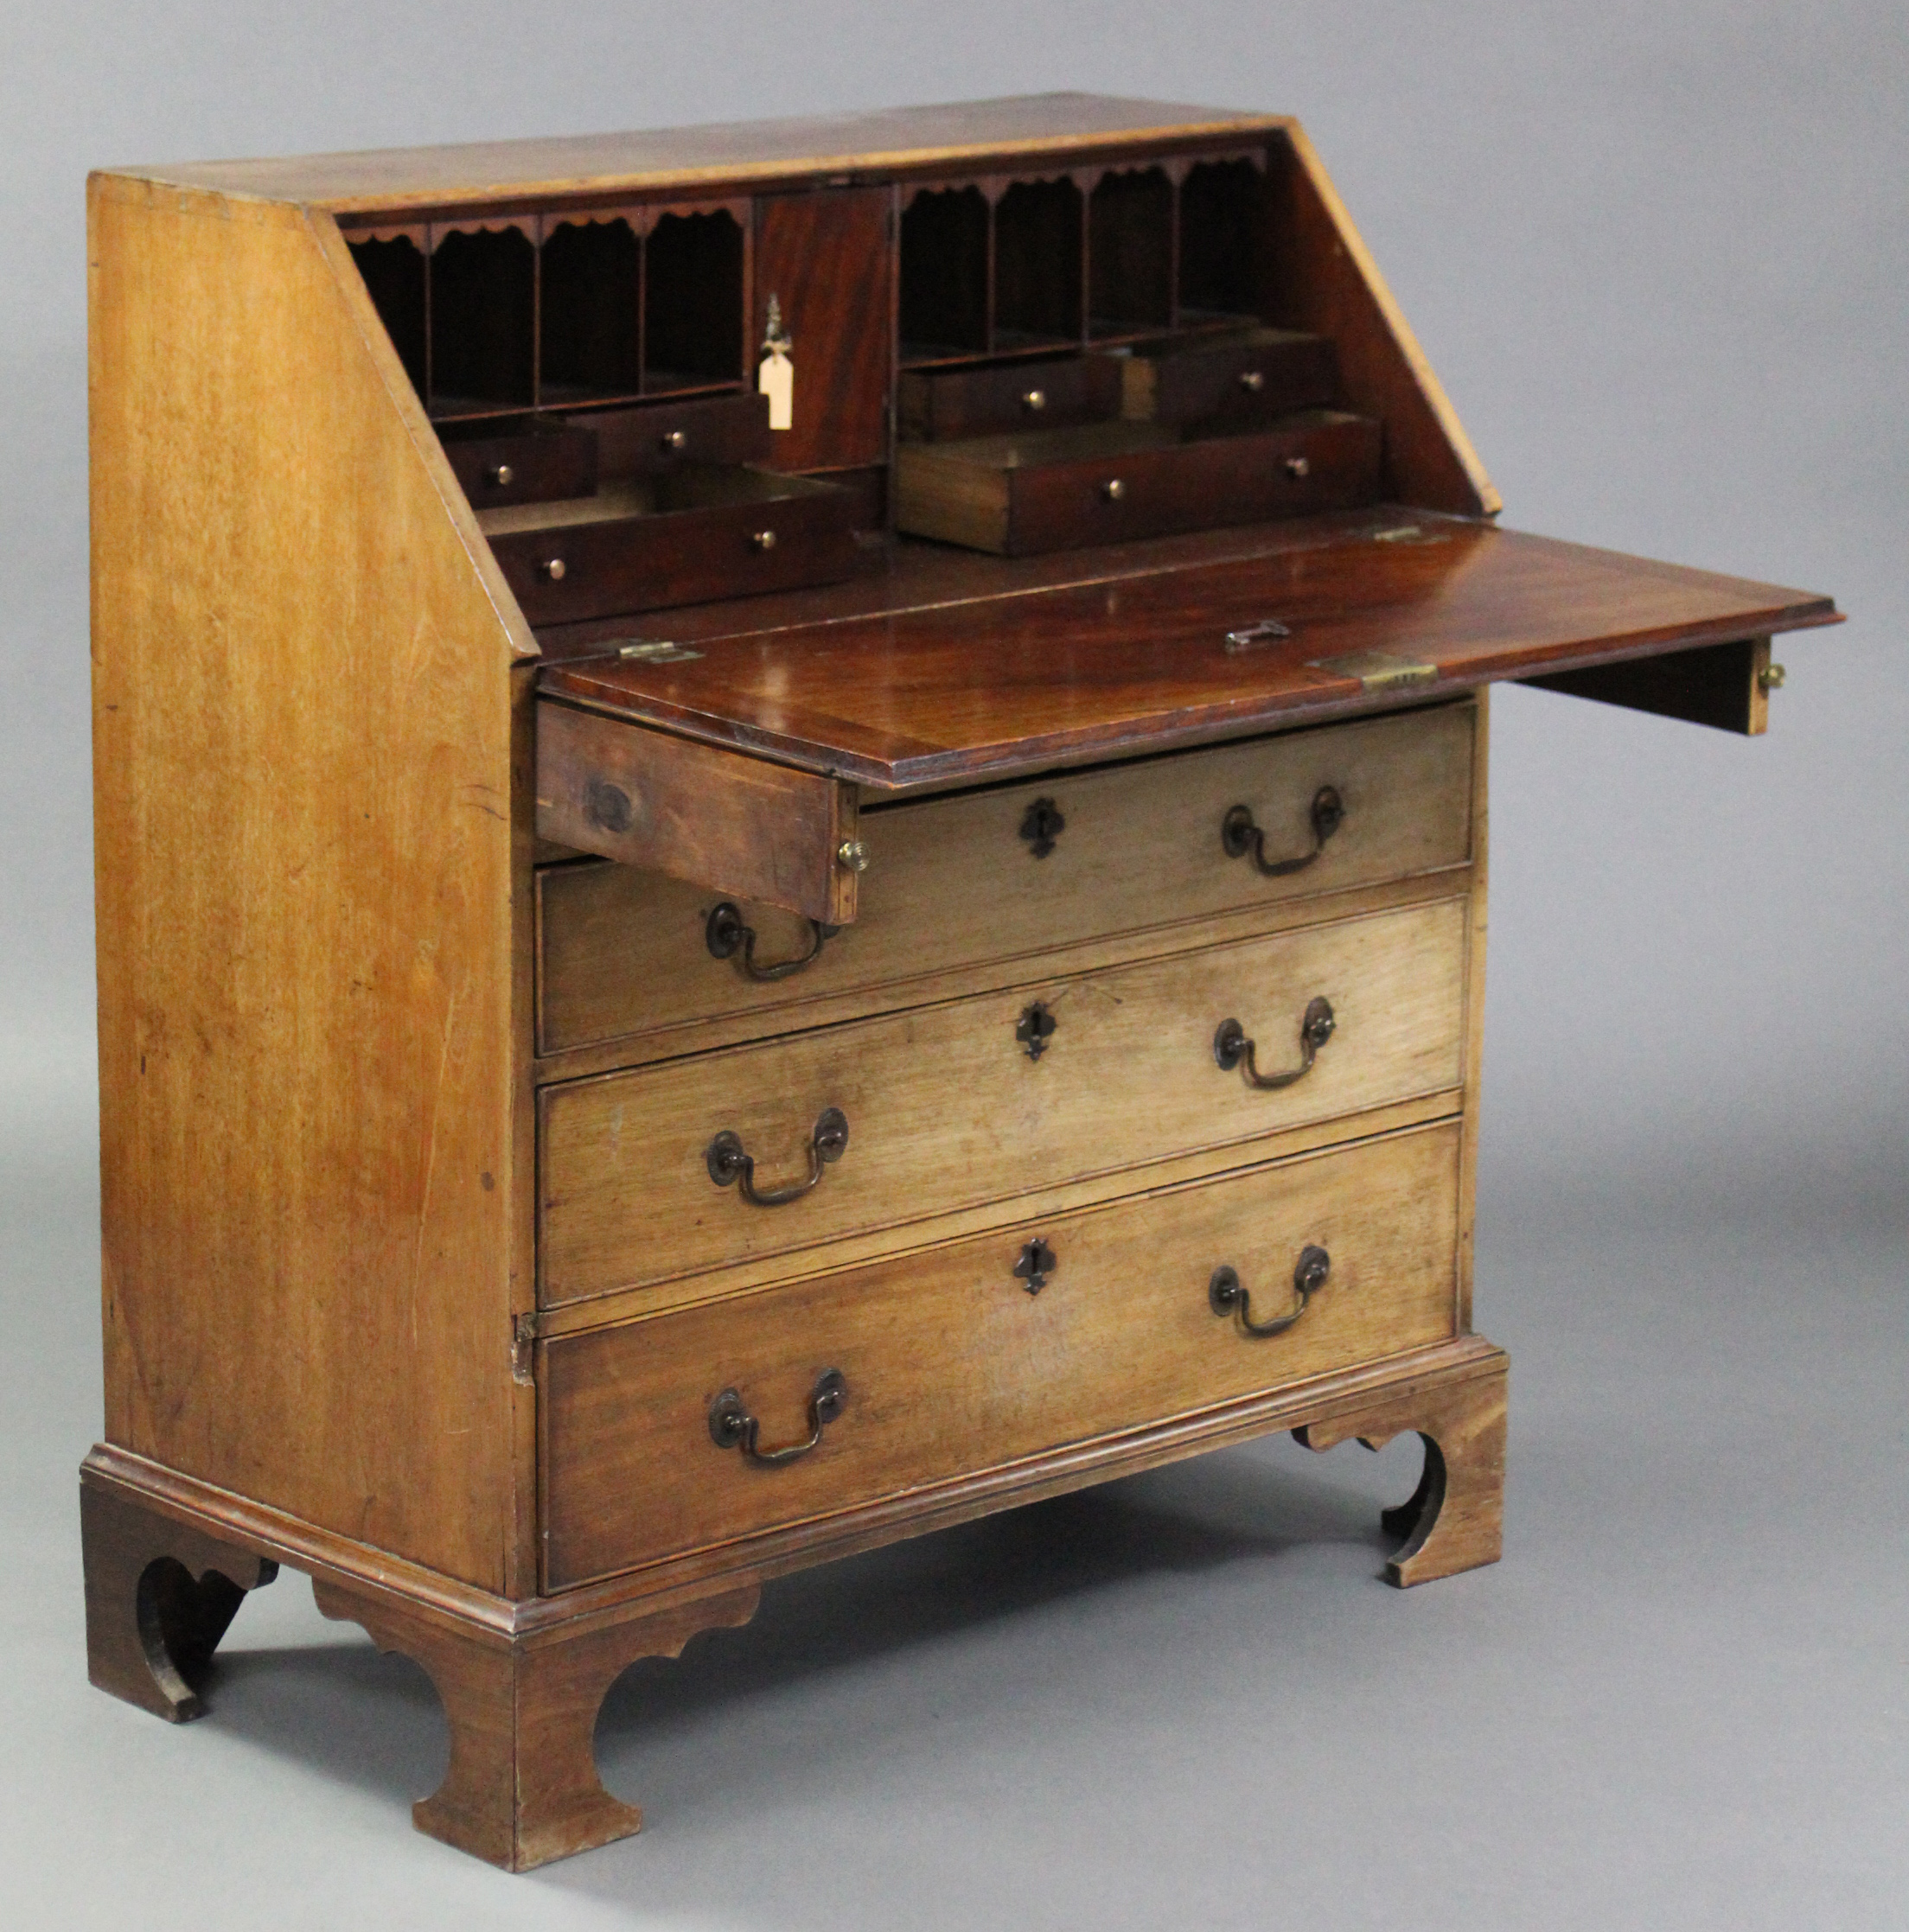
[1210,1246,1331,1337]
[708,1368,846,1464]
[1221,785,1344,877]
[1214,997,1336,1090]
[706,1107,848,1206]
[706,901,837,982]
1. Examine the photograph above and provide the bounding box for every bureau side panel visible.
[89,177,520,1590]
[1267,125,1500,519]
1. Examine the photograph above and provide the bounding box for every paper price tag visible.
[758,293,794,431]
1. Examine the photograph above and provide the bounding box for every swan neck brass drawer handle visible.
[708,1368,846,1464]
[706,901,838,982]
[1210,1246,1331,1337]
[706,1107,848,1206]
[1214,997,1335,1089]
[1222,785,1345,877]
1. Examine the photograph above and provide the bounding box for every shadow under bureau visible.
[81,94,1839,1869]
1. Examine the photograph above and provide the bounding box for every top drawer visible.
[538,701,1474,1060]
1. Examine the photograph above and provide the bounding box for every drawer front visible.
[539,702,1474,1057]
[490,481,862,624]
[899,353,1121,441]
[538,896,1469,1306]
[565,392,770,476]
[1121,328,1340,430]
[443,424,598,507]
[1004,413,1381,555]
[541,1120,1462,1588]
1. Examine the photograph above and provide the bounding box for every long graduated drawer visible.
[537,701,1476,1060]
[540,1120,1463,1589]
[537,896,1469,1309]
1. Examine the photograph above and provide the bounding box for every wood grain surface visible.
[122,96,1290,213]
[535,700,859,922]
[537,700,1474,1057]
[539,515,1838,787]
[90,176,521,1589]
[537,896,1468,1307]
[542,1120,1462,1588]
[752,188,894,471]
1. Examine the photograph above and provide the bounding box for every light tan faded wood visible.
[538,896,1468,1306]
[1456,685,1490,1334]
[312,1572,759,1869]
[538,873,1472,1091]
[542,1121,1462,1588]
[123,96,1290,214]
[535,1093,1460,1336]
[507,666,542,1597]
[536,700,859,924]
[90,176,520,1589]
[1295,1344,1506,1584]
[538,700,1475,1057]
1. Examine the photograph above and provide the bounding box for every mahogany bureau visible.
[81,95,1839,1869]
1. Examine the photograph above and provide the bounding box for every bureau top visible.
[103,93,1286,214]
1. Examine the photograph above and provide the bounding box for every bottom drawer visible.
[540,1119,1461,1590]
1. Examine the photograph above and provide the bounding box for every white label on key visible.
[758,292,795,431]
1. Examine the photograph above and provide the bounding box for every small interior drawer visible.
[441,419,598,507]
[539,1119,1462,1588]
[898,351,1122,441]
[485,465,863,622]
[536,896,1470,1309]
[893,411,1381,554]
[537,701,1475,1059]
[1120,327,1340,430]
[563,391,771,475]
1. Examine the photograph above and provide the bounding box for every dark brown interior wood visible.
[536,514,1838,788]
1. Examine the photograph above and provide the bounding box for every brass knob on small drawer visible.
[1101,477,1127,501]
[1238,369,1266,393]
[540,557,567,582]
[487,462,515,487]
[1284,455,1312,480]
[836,838,869,874]
[1022,387,1048,411]
[1759,662,1787,692]
[751,529,778,551]
[661,429,688,451]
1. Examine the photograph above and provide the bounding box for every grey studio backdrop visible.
[3,5,1903,1928]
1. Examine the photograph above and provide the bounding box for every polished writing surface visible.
[538,512,1838,789]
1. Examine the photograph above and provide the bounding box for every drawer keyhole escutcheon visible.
[708,1368,846,1465]
[706,901,837,982]
[1209,1246,1331,1337]
[1214,997,1336,1090]
[1222,786,1344,877]
[1019,797,1065,858]
[1013,1238,1057,1294]
[1016,1001,1057,1061]
[706,1107,848,1206]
